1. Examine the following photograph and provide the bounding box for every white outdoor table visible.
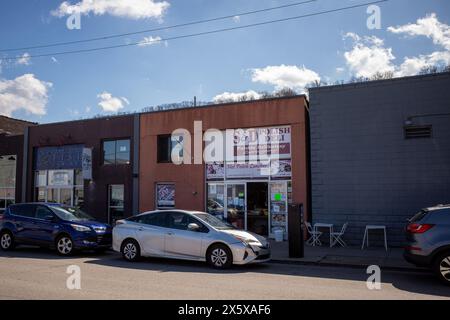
[314,223,334,247]
[361,225,388,251]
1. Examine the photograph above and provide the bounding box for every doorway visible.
[246,182,269,236]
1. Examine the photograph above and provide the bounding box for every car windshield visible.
[50,206,94,222]
[193,213,234,230]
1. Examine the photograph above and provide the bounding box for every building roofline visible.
[30,113,135,129]
[139,94,308,117]
[31,94,308,128]
[309,71,450,93]
[0,115,37,125]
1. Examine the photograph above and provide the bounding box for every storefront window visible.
[35,171,47,187]
[60,189,72,206]
[46,188,58,203]
[108,185,124,224]
[270,182,288,237]
[74,187,84,209]
[75,169,83,186]
[34,170,83,207]
[36,188,46,202]
[207,184,225,220]
[156,183,175,209]
[205,126,292,239]
[0,155,16,214]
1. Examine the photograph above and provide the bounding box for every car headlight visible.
[70,224,92,232]
[232,235,253,246]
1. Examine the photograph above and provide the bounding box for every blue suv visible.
[0,203,112,255]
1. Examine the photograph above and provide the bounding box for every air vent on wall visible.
[404,125,432,139]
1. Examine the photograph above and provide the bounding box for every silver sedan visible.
[112,210,271,269]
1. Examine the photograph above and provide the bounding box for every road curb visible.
[269,259,429,273]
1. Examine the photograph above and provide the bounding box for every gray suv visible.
[404,204,450,284]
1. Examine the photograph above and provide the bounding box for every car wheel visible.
[434,251,450,285]
[56,235,74,256]
[0,231,15,251]
[207,244,232,269]
[121,239,141,262]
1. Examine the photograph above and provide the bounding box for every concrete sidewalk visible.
[269,240,426,272]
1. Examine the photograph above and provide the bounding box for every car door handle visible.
[138,227,144,231]
[166,232,174,236]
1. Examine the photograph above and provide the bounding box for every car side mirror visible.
[188,223,200,232]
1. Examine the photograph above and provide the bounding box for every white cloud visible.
[213,90,261,103]
[52,0,170,20]
[16,53,31,66]
[97,92,129,112]
[336,67,345,74]
[387,13,450,76]
[388,13,450,51]
[250,65,320,92]
[0,74,52,117]
[85,106,91,113]
[137,36,162,47]
[232,16,240,23]
[343,34,396,78]
[396,51,450,76]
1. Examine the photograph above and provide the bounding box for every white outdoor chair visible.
[331,222,348,247]
[306,222,322,246]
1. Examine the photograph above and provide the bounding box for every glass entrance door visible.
[246,182,269,236]
[226,184,245,230]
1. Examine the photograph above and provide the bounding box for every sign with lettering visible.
[35,145,83,170]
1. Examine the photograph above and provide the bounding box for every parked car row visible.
[0,203,270,269]
[2,202,450,284]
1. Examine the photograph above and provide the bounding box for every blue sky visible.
[0,0,449,124]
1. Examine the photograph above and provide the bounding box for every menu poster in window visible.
[156,184,175,208]
[270,159,292,178]
[272,213,287,226]
[206,162,225,180]
[48,170,73,186]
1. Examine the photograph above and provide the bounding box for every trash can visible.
[274,228,284,242]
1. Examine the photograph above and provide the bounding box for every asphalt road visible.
[0,247,449,300]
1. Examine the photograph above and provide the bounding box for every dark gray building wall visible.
[309,72,450,247]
